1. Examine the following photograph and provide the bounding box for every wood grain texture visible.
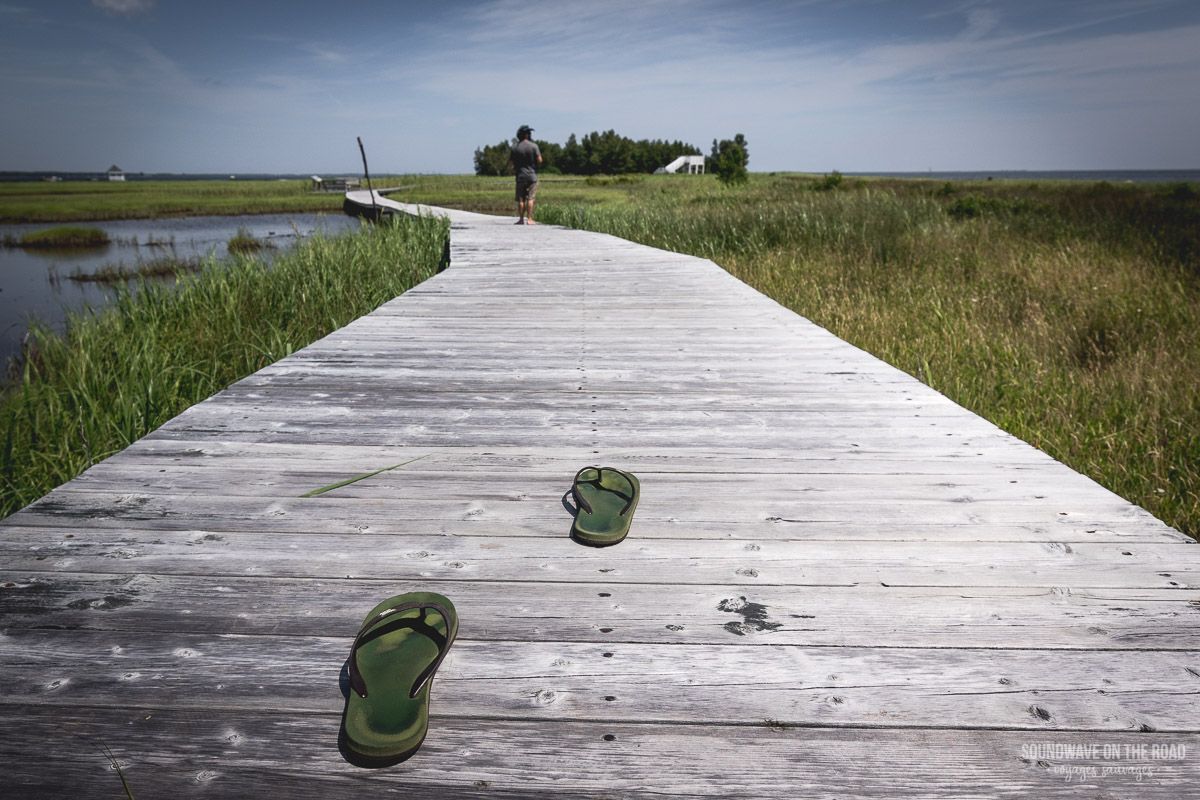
[5,707,1199,799]
[6,571,1199,648]
[2,202,1197,798]
[5,628,1199,730]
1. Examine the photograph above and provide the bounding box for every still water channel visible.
[0,212,361,368]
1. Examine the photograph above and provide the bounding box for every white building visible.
[655,155,706,174]
[107,165,125,182]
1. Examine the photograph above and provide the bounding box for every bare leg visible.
[526,197,538,225]
[515,200,525,224]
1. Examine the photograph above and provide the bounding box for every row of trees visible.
[474,130,747,178]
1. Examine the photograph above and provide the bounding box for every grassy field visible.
[0,178,371,222]
[0,174,627,223]
[0,214,448,517]
[3,225,111,247]
[397,173,1200,538]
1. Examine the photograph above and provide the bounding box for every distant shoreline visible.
[2,169,1199,184]
[841,169,1200,183]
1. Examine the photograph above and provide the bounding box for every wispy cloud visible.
[91,0,155,14]
[244,33,351,64]
[302,44,348,63]
[413,1,1200,118]
[0,3,55,25]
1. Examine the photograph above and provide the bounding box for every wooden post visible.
[357,136,379,220]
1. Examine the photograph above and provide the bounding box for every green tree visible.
[592,129,634,174]
[710,134,749,185]
[473,141,514,177]
[561,134,584,175]
[732,133,749,166]
[534,139,563,174]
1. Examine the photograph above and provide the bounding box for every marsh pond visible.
[0,211,361,368]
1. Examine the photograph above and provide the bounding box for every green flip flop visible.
[342,592,458,766]
[571,466,640,547]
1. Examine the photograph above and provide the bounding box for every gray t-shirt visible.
[511,140,540,183]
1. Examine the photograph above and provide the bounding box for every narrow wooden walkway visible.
[3,203,1198,798]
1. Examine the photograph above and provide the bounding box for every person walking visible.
[509,125,542,225]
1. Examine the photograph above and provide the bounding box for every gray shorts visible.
[516,180,538,203]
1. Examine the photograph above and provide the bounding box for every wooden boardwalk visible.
[3,202,1199,798]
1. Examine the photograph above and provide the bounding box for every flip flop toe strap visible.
[349,600,456,699]
[573,466,636,516]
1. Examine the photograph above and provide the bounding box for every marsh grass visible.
[0,215,448,517]
[379,175,616,217]
[0,176,449,223]
[8,225,110,248]
[124,233,176,250]
[0,179,346,223]
[519,174,1200,537]
[226,227,274,254]
[67,256,206,283]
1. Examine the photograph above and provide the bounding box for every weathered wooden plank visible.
[214,381,950,402]
[152,402,1010,434]
[64,464,1134,509]
[208,387,960,417]
[4,707,1197,798]
[4,573,1199,649]
[47,470,1165,543]
[83,439,1086,482]
[230,371,922,396]
[15,471,1172,529]
[136,412,1057,451]
[3,506,1176,544]
[2,527,1194,588]
[90,434,1087,469]
[5,629,1199,731]
[98,438,1076,473]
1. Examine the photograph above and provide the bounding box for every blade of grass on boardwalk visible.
[64,725,136,800]
[301,454,432,497]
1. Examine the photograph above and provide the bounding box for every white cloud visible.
[243,33,350,64]
[303,44,348,63]
[91,0,155,15]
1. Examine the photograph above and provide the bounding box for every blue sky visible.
[1,0,1197,174]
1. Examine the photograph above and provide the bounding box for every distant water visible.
[0,212,360,368]
[0,171,326,182]
[4,169,1198,184]
[841,170,1200,184]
